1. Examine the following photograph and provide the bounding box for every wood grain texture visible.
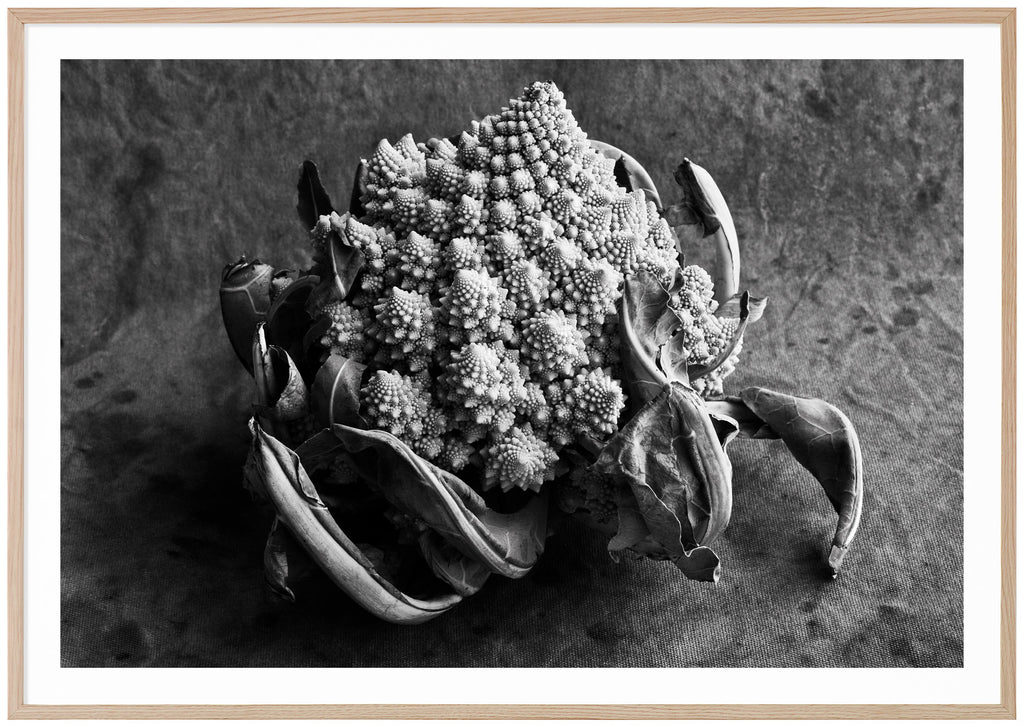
[9,6,1016,721]
[7,9,24,723]
[5,7,1018,24]
[3,703,1019,720]
[1000,8,1017,722]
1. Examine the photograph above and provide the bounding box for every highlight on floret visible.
[307,81,740,493]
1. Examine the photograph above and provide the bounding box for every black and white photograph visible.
[60,58,963,669]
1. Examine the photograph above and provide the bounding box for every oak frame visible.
[8,7,1016,720]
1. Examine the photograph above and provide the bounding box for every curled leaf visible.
[296,160,335,231]
[706,389,864,576]
[294,425,548,580]
[619,271,688,404]
[220,257,275,375]
[674,158,740,304]
[263,516,314,602]
[246,420,463,624]
[739,388,863,575]
[418,531,492,597]
[311,352,368,428]
[590,383,733,582]
[252,325,309,427]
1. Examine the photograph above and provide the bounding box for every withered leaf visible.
[303,425,548,580]
[738,388,863,575]
[591,383,733,582]
[247,421,463,623]
[709,389,864,575]
[418,531,492,597]
[620,271,688,404]
[263,516,314,602]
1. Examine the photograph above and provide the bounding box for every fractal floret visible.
[220,81,865,624]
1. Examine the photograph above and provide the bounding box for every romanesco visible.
[314,81,738,492]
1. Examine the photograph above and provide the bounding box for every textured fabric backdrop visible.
[61,59,963,668]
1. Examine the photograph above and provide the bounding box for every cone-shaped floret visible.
[461,169,490,199]
[441,342,515,433]
[488,198,518,231]
[519,213,562,254]
[309,215,332,254]
[596,231,644,273]
[516,190,542,216]
[521,310,588,380]
[509,168,535,196]
[609,190,649,238]
[397,231,441,294]
[476,116,497,144]
[393,133,423,163]
[414,406,450,460]
[425,157,463,199]
[564,258,622,329]
[343,215,378,250]
[485,230,524,274]
[567,368,626,440]
[388,186,426,229]
[360,370,430,439]
[442,236,485,274]
[677,264,716,311]
[502,259,550,319]
[319,300,369,362]
[439,268,509,344]
[458,132,489,170]
[452,195,484,235]
[367,287,436,370]
[436,436,476,473]
[539,237,582,278]
[516,381,553,430]
[420,197,451,236]
[425,136,458,162]
[549,187,584,220]
[490,175,511,199]
[483,424,558,493]
[366,138,411,183]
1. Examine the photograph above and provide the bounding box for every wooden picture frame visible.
[10,7,1015,719]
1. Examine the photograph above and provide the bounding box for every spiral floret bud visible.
[483,425,558,493]
[439,268,509,344]
[521,310,588,380]
[360,370,429,440]
[319,300,369,361]
[567,369,626,440]
[564,258,622,330]
[502,259,550,319]
[397,231,441,293]
[442,342,515,433]
[367,288,436,370]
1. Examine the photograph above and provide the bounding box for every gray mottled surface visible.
[61,60,963,667]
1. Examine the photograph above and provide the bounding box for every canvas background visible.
[61,59,963,667]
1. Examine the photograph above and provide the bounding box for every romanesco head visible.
[333,81,738,492]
